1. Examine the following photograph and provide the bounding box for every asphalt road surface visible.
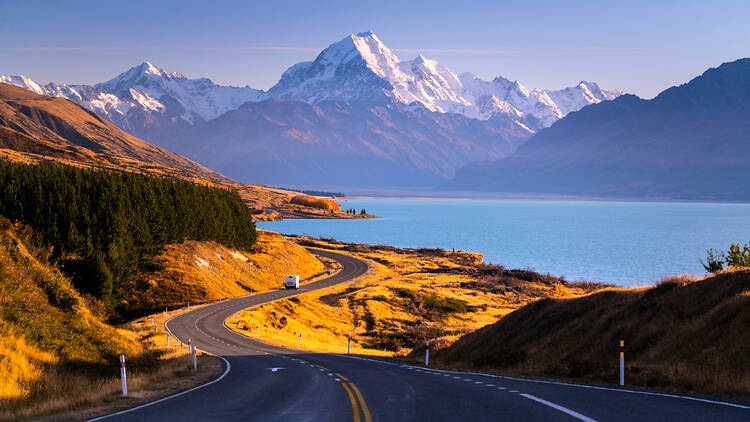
[90,249,750,422]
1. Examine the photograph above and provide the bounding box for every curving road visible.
[91,249,749,422]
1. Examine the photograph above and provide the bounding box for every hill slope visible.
[446,58,750,200]
[434,271,750,397]
[0,219,139,408]
[0,82,224,181]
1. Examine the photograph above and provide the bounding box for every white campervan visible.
[284,274,300,289]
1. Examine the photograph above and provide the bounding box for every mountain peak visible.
[412,54,432,65]
[140,61,165,76]
[0,74,45,94]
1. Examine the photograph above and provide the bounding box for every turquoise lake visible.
[258,198,750,286]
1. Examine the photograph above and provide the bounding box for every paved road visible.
[91,249,749,422]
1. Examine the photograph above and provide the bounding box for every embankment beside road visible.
[432,271,750,399]
[122,230,327,315]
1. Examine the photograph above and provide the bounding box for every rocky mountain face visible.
[445,58,750,200]
[1,31,622,187]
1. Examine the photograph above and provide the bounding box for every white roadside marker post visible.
[166,332,170,347]
[425,341,430,367]
[151,315,154,326]
[298,334,302,348]
[619,340,625,386]
[187,300,190,310]
[119,355,127,397]
[347,337,351,355]
[188,338,192,354]
[193,345,198,370]
[165,306,168,316]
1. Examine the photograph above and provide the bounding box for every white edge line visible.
[520,393,598,422]
[333,355,750,410]
[84,311,232,422]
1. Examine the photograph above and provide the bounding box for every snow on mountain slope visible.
[96,62,267,122]
[0,75,46,94]
[269,31,622,129]
[268,31,474,113]
[2,31,622,137]
[0,62,266,129]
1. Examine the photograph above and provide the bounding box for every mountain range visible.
[445,58,750,200]
[1,31,621,187]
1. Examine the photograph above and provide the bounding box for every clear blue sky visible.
[1,0,748,98]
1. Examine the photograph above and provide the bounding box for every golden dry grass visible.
[229,236,598,357]
[434,271,750,399]
[123,230,325,314]
[3,305,223,422]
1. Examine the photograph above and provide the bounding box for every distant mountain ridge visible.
[1,31,622,186]
[445,58,750,200]
[1,63,265,134]
[266,31,620,126]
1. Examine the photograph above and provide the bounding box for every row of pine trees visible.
[0,162,257,308]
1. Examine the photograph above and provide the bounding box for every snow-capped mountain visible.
[0,31,624,187]
[2,31,620,134]
[460,73,621,127]
[268,31,474,115]
[268,31,622,129]
[1,62,266,132]
[95,62,266,123]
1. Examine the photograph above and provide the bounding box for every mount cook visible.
[1,31,622,186]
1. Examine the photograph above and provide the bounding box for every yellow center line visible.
[335,373,350,381]
[316,364,330,371]
[341,382,361,422]
[349,383,372,422]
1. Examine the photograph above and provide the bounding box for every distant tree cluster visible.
[289,194,341,211]
[702,242,750,274]
[0,162,257,307]
[344,208,367,215]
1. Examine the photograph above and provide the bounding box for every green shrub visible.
[727,243,750,268]
[702,248,725,274]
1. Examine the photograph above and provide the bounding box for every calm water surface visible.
[258,199,750,286]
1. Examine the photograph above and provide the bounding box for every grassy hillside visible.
[124,230,326,314]
[433,271,750,398]
[0,218,139,415]
[0,82,223,182]
[230,237,601,355]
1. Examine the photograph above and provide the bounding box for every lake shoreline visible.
[259,198,750,286]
